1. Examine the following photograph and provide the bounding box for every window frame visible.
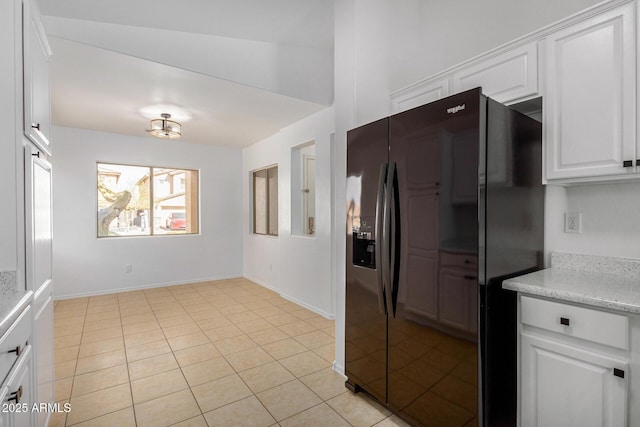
[96,161,200,238]
[252,164,278,237]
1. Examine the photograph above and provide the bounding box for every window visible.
[291,142,316,236]
[253,165,278,236]
[97,163,199,237]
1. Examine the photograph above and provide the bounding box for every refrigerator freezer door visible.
[345,117,389,403]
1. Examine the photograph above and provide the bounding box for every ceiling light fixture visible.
[148,113,181,139]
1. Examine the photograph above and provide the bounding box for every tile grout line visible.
[145,285,199,426]
[186,283,268,424]
[54,279,342,427]
[121,292,138,427]
[63,298,88,427]
[171,283,212,425]
[62,297,127,427]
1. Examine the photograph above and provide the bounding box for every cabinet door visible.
[521,333,627,427]
[25,145,52,294]
[404,254,438,319]
[5,345,34,427]
[453,43,538,104]
[23,0,52,156]
[0,386,9,427]
[544,3,636,181]
[438,269,470,331]
[391,77,450,114]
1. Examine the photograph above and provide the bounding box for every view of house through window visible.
[97,163,199,237]
[253,165,278,236]
[291,141,316,236]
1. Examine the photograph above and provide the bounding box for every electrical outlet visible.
[565,212,582,233]
[125,264,133,273]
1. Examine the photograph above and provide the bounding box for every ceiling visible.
[39,0,335,148]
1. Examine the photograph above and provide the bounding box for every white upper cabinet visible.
[453,43,539,104]
[23,0,52,156]
[390,0,640,185]
[391,77,450,114]
[390,42,539,114]
[544,3,636,182]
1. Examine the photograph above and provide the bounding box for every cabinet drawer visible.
[521,296,628,350]
[440,252,478,270]
[0,306,32,384]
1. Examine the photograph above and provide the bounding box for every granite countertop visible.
[503,253,640,315]
[0,272,33,338]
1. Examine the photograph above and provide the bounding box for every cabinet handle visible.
[31,123,40,130]
[623,160,633,167]
[7,345,21,356]
[560,317,570,326]
[614,368,625,379]
[7,386,23,404]
[31,152,40,158]
[464,275,477,280]
[636,160,640,167]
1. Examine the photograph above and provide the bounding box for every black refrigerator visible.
[345,87,544,427]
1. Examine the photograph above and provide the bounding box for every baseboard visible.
[53,273,242,300]
[333,361,346,377]
[279,293,336,320]
[242,274,336,320]
[242,274,281,294]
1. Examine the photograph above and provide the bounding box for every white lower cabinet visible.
[5,345,34,427]
[518,295,634,427]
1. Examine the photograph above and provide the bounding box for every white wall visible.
[332,0,605,373]
[52,126,243,298]
[546,182,640,260]
[0,0,18,272]
[243,107,335,318]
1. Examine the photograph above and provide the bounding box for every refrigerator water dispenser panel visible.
[353,235,375,268]
[352,216,376,268]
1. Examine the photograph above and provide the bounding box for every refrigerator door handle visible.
[375,163,388,315]
[390,162,401,318]
[384,162,396,317]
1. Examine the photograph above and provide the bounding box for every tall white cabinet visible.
[24,146,53,427]
[21,0,53,426]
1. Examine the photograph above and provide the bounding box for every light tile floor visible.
[50,278,410,427]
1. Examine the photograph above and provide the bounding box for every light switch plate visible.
[565,212,582,233]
